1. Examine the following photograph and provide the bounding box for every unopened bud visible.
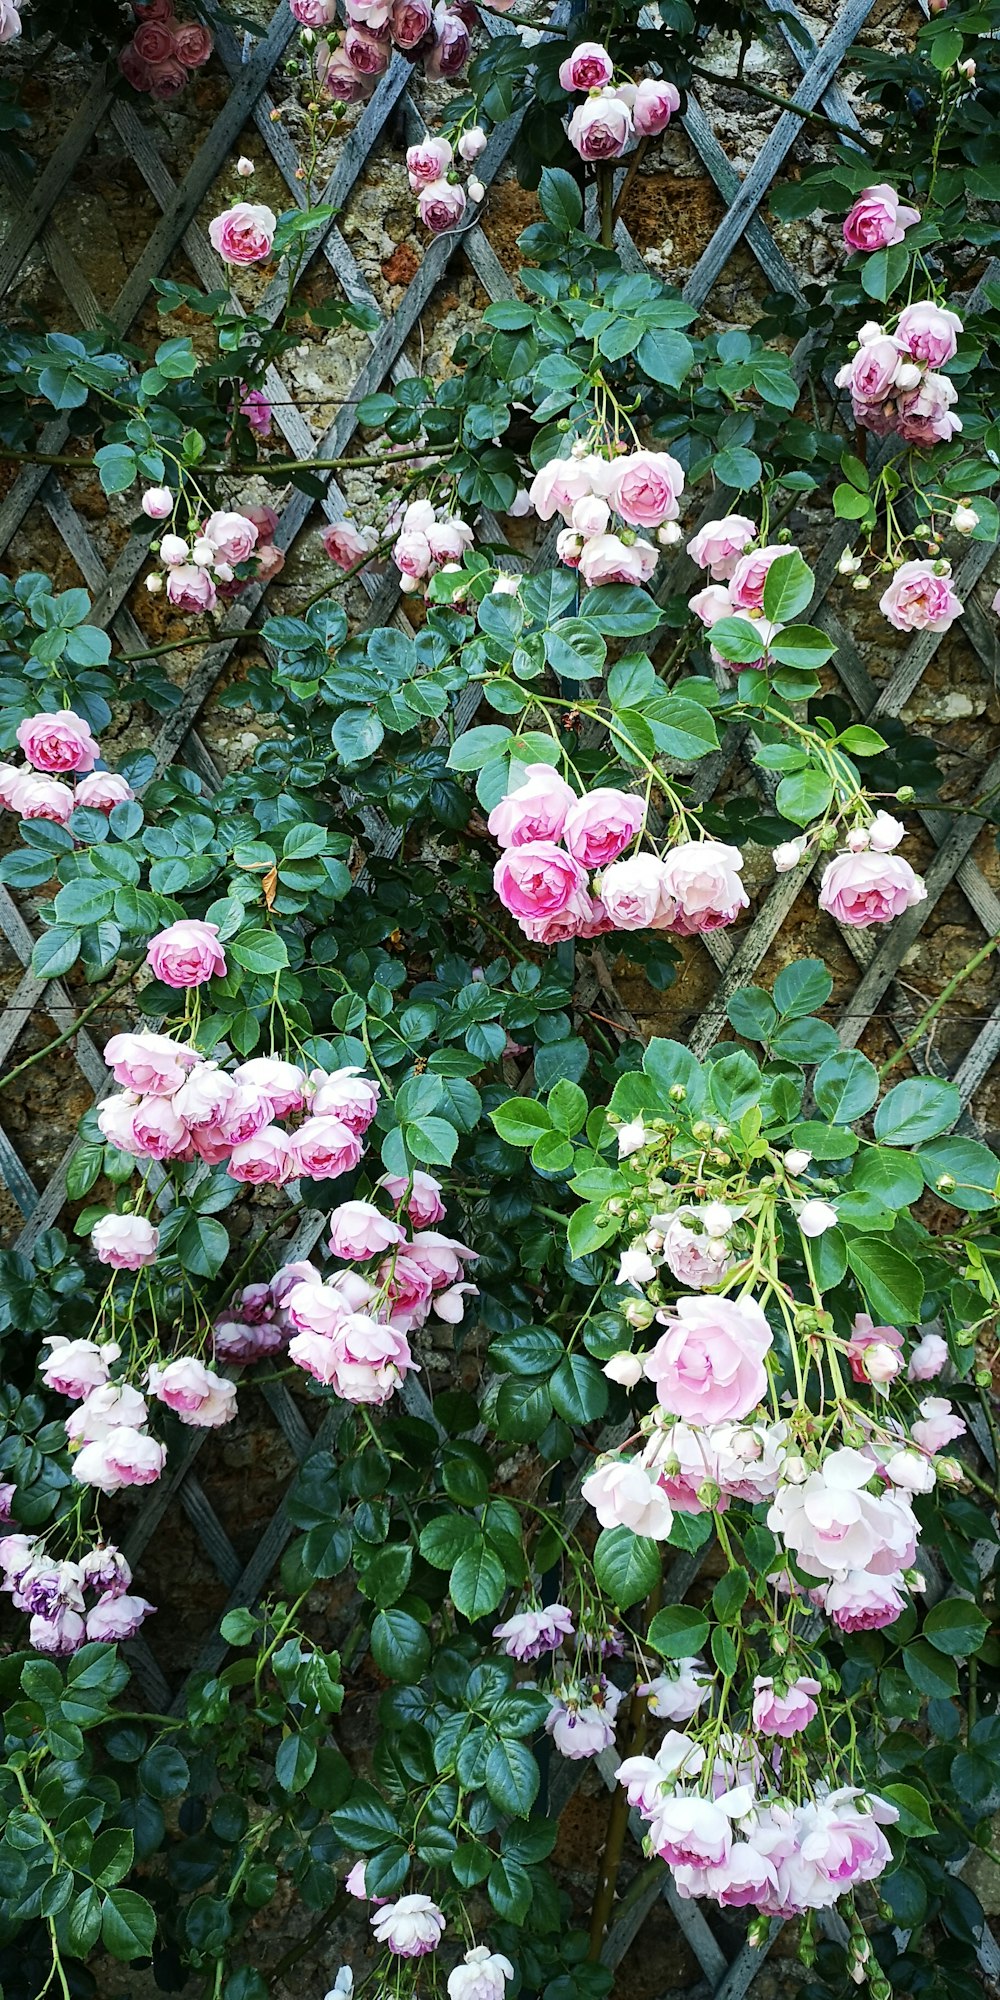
[468,177,486,203]
[668,1084,686,1102]
[846,826,871,852]
[604,1352,644,1387]
[851,572,871,591]
[624,1298,655,1330]
[236,156,255,177]
[838,549,861,575]
[657,521,682,546]
[952,503,978,534]
[935,1173,956,1192]
[784,1149,812,1176]
[145,572,164,594]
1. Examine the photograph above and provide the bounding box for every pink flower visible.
[371,1895,446,1958]
[378,1171,446,1227]
[290,0,337,20]
[424,9,470,79]
[610,450,684,529]
[546,1679,623,1758]
[448,1948,514,2000]
[567,93,632,160]
[406,138,454,188]
[166,564,218,612]
[377,1252,434,1333]
[581,1458,675,1539]
[392,0,433,45]
[911,1396,966,1452]
[147,918,226,987]
[641,1661,713,1722]
[291,1315,415,1402]
[72,1427,166,1493]
[846,1311,903,1384]
[86,1593,155,1641]
[30,1608,86,1655]
[208,202,277,265]
[344,25,389,72]
[173,20,213,64]
[896,370,962,445]
[487,763,576,848]
[233,1058,307,1118]
[633,76,680,134]
[79,1544,132,1596]
[661,1209,735,1290]
[317,44,376,103]
[908,1332,949,1380]
[322,521,377,567]
[12,773,75,823]
[74,771,134,812]
[895,300,962,367]
[819,849,926,927]
[328,1200,405,1260]
[131,1096,191,1160]
[0,0,21,43]
[843,185,920,252]
[310,1066,380,1132]
[686,515,756,580]
[646,1295,773,1424]
[493,1602,575,1660]
[148,58,190,100]
[458,126,487,162]
[558,40,614,90]
[417,179,467,232]
[752,1675,820,1737]
[529,456,597,521]
[659,840,748,936]
[880,559,962,632]
[133,18,173,59]
[493,841,587,923]
[393,530,432,581]
[203,510,258,565]
[40,1337,117,1401]
[141,487,172,519]
[562,788,644,868]
[103,1030,194,1095]
[405,1230,476,1290]
[285,1278,349,1338]
[173,1066,238,1130]
[822,1571,906,1632]
[768,1448,917,1580]
[728,544,788,612]
[578,533,658,588]
[91,1214,159,1270]
[237,386,272,436]
[291,1115,365,1181]
[228,1126,298,1184]
[148,1358,236,1427]
[599,853,674,930]
[688,583,733,628]
[16,709,100,775]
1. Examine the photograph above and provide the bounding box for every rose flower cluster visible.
[490,763,749,948]
[290,0,480,112]
[835,301,963,447]
[559,42,681,161]
[142,494,284,611]
[0,708,134,828]
[0,1532,152,1656]
[530,442,684,589]
[118,0,213,100]
[406,131,489,234]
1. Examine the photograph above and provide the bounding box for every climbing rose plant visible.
[2,2,1000,1999]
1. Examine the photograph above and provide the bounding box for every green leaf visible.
[331,1783,400,1850]
[713,445,762,489]
[139,1743,190,1799]
[845,1240,924,1327]
[850,1147,924,1209]
[874,1079,960,1145]
[636,327,695,389]
[917,1136,1000,1211]
[333,708,384,764]
[644,693,719,760]
[538,167,583,231]
[579,585,662,637]
[450,1543,507,1620]
[880,1782,935,1837]
[861,240,910,302]
[549,1353,608,1426]
[31,925,81,980]
[813,1050,879,1122]
[371,1609,430,1680]
[712,1566,750,1624]
[902,1640,958,1699]
[547,1077,588,1136]
[761,550,814,623]
[647,1604,711,1658]
[94,444,138,496]
[775,768,834,827]
[229,928,288,976]
[101,1888,156,1961]
[90,1828,134,1888]
[490,1098,551,1146]
[923,1600,990,1658]
[275,1732,318,1793]
[593,1526,661,1609]
[773,959,832,1017]
[419,1515,478,1568]
[405,1115,459,1168]
[484,1737,539,1816]
[543,618,607,681]
[448,725,514,772]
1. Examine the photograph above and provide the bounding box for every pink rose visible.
[119,41,154,89]
[879,558,962,632]
[751,1675,820,1738]
[458,126,487,162]
[148,1357,236,1427]
[895,370,962,445]
[74,771,134,812]
[147,919,226,987]
[309,1066,380,1132]
[104,1030,194,1094]
[323,521,377,567]
[291,1115,365,1181]
[846,1311,902,1385]
[645,1295,774,1423]
[290,0,337,20]
[426,520,470,564]
[392,0,433,44]
[581,1459,674,1539]
[424,9,470,79]
[377,1252,434,1332]
[770,1449,918,1580]
[141,487,172,519]
[85,1593,154,1642]
[30,1608,86,1656]
[578,533,658,588]
[406,137,454,188]
[65,1384,148,1444]
[72,1427,166,1494]
[567,93,632,160]
[405,1230,476,1289]
[345,24,389,71]
[245,503,280,542]
[131,1095,191,1161]
[610,450,684,529]
[819,848,926,927]
[133,18,173,59]
[237,386,272,436]
[285,1279,350,1338]
[228,1126,297,1184]
[233,1057,306,1117]
[393,529,432,580]
[203,510,258,565]
[12,774,75,823]
[688,583,733,627]
[173,20,213,64]
[256,542,286,583]
[822,1571,906,1633]
[633,76,681,135]
[728,544,788,612]
[378,1171,447,1227]
[91,1214,159,1270]
[563,788,644,868]
[328,1200,405,1260]
[528,456,595,522]
[659,840,749,936]
[96,1093,144,1155]
[148,59,190,100]
[208,202,277,265]
[911,1396,965,1452]
[895,300,962,366]
[493,841,588,922]
[318,44,375,103]
[40,1336,116,1400]
[17,709,100,775]
[661,1209,734,1290]
[598,854,674,931]
[843,185,920,252]
[558,41,614,91]
[0,0,21,43]
[166,564,218,612]
[417,179,467,232]
[686,515,756,580]
[908,1332,949,1381]
[487,763,576,848]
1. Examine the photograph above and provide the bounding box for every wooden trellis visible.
[2,0,1000,1990]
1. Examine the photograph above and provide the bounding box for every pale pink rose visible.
[494,1602,574,1661]
[269,1261,322,1311]
[166,564,218,612]
[233,1058,307,1117]
[686,515,756,580]
[577,894,615,939]
[228,1126,297,1184]
[417,179,467,232]
[557,529,584,568]
[528,455,596,521]
[819,849,926,927]
[752,1675,820,1738]
[646,1294,773,1424]
[328,1200,405,1260]
[406,138,454,189]
[255,542,286,584]
[148,1357,236,1427]
[911,1396,965,1452]
[908,1332,949,1380]
[208,202,277,265]
[822,1571,906,1632]
[104,1031,194,1095]
[392,0,433,44]
[846,1312,902,1385]
[843,185,920,252]
[633,76,681,134]
[371,1895,445,1958]
[323,521,377,567]
[378,1170,446,1227]
[393,529,432,579]
[149,60,190,100]
[91,1214,159,1270]
[131,1095,190,1160]
[424,8,470,79]
[317,43,376,103]
[203,510,258,565]
[173,1066,238,1129]
[17,709,100,775]
[147,918,226,987]
[405,1230,476,1290]
[895,371,962,445]
[578,533,658,588]
[79,1545,132,1596]
[346,1860,371,1899]
[518,892,593,945]
[426,520,469,564]
[599,853,674,931]
[567,93,632,160]
[768,1447,917,1580]
[309,1066,380,1132]
[895,300,962,367]
[610,450,684,529]
[96,1093,144,1155]
[74,771,134,812]
[133,18,173,59]
[688,583,733,626]
[0,0,21,43]
[65,1383,147,1445]
[237,386,272,436]
[290,0,337,20]
[343,25,388,72]
[493,840,587,922]
[13,774,75,823]
[546,1680,623,1759]
[841,335,904,407]
[285,1279,349,1338]
[558,40,613,90]
[377,1252,434,1333]
[86,1593,154,1642]
[40,1336,116,1401]
[30,1608,87,1655]
[652,1794,736,1870]
[661,1209,734,1290]
[659,840,748,936]
[245,503,280,542]
[72,1427,166,1494]
[728,544,789,612]
[868,809,906,851]
[159,533,188,566]
[299,1315,414,1403]
[487,763,576,848]
[641,1661,712,1723]
[571,495,610,538]
[141,488,172,519]
[581,1459,675,1539]
[562,788,644,868]
[173,20,213,63]
[290,1115,364,1180]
